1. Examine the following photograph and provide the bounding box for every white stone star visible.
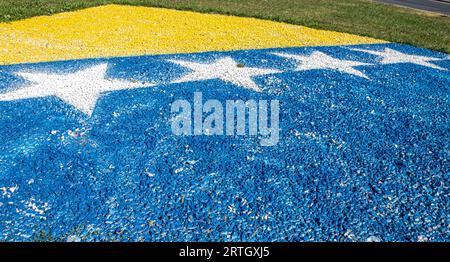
[0,63,152,116]
[273,51,370,79]
[167,57,279,92]
[350,47,447,70]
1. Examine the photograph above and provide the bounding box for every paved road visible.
[376,0,450,16]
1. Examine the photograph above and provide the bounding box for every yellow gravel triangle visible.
[0,4,385,65]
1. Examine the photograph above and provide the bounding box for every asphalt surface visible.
[376,0,450,16]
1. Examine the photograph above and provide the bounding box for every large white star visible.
[272,51,370,79]
[0,63,152,116]
[350,48,447,70]
[167,57,279,92]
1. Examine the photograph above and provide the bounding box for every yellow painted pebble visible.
[0,4,385,65]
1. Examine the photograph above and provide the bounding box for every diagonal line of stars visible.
[0,48,447,116]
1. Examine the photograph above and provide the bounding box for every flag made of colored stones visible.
[0,5,448,241]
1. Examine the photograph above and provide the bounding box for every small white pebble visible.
[67,235,81,242]
[366,236,381,242]
[418,235,428,242]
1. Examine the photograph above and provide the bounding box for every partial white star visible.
[167,57,279,92]
[350,47,447,70]
[0,63,153,116]
[273,51,370,79]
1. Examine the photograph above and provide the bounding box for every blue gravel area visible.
[0,43,449,241]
